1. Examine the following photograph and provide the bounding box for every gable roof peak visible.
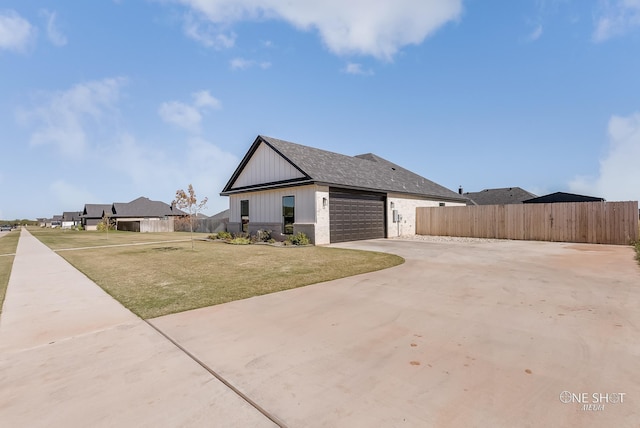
[223,135,467,201]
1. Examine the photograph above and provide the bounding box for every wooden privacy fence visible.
[174,217,228,233]
[117,219,174,233]
[416,201,638,245]
[140,219,174,233]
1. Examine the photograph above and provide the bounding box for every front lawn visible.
[30,227,207,250]
[31,228,404,318]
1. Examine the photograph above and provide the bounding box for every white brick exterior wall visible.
[314,186,330,245]
[386,194,466,237]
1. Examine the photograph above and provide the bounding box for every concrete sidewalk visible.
[0,229,276,427]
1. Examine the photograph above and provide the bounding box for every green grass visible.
[0,231,20,313]
[31,228,404,319]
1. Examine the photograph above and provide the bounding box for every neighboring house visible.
[36,218,47,227]
[522,192,605,204]
[50,215,63,228]
[109,196,185,232]
[464,187,537,205]
[206,209,229,233]
[61,212,82,229]
[220,135,468,244]
[81,204,112,231]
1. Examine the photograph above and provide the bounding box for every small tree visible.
[173,184,208,250]
[98,211,114,238]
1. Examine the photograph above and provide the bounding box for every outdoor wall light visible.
[323,197,327,208]
[390,201,395,209]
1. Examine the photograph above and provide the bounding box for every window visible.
[439,202,445,207]
[241,200,249,233]
[282,196,295,234]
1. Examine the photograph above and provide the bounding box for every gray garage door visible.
[329,189,386,243]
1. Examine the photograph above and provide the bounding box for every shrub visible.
[228,236,251,245]
[252,229,272,243]
[96,221,115,232]
[286,232,310,246]
[215,231,232,240]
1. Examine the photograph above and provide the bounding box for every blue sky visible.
[1,0,639,220]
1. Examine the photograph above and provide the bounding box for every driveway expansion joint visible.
[145,319,287,428]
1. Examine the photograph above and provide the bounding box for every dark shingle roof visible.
[62,211,83,221]
[209,209,229,221]
[522,192,605,204]
[111,197,185,218]
[222,135,467,202]
[464,187,537,205]
[82,204,112,218]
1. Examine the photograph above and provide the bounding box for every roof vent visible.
[391,167,396,171]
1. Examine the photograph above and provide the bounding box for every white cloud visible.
[343,62,373,75]
[192,90,221,109]
[569,112,640,202]
[0,10,36,52]
[176,0,463,60]
[230,57,251,70]
[183,12,236,48]
[593,0,640,42]
[41,9,67,46]
[159,90,222,132]
[17,77,126,157]
[527,24,543,41]
[229,57,271,70]
[158,101,202,132]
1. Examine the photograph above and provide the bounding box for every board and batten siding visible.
[229,185,317,224]
[231,142,305,189]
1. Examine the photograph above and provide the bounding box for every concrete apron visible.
[151,238,640,428]
[0,229,276,428]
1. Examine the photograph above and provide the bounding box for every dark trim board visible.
[221,178,314,195]
[221,136,312,194]
[329,188,386,243]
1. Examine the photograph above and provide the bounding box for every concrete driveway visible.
[151,238,640,427]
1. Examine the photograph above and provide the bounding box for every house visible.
[109,196,184,232]
[464,187,538,205]
[220,135,468,244]
[45,216,62,228]
[61,212,82,229]
[81,204,113,231]
[207,209,229,233]
[522,192,605,204]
